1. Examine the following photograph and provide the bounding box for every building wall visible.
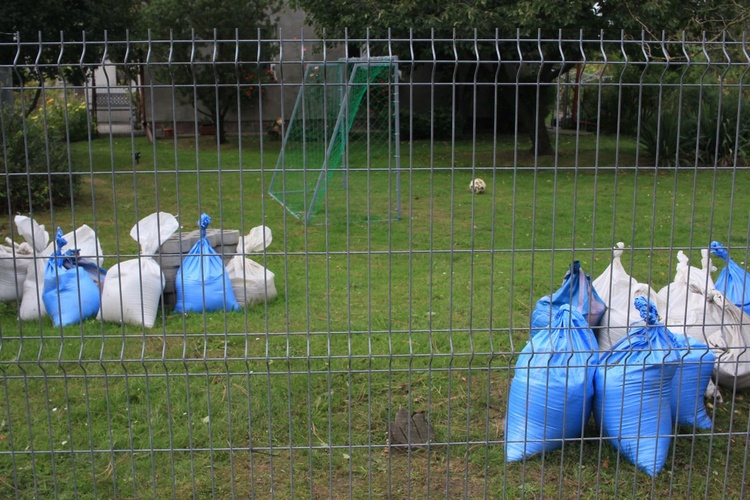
[143,7,347,136]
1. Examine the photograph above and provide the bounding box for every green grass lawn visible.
[1,132,749,498]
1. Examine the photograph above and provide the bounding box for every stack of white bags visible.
[593,243,750,394]
[2,213,278,328]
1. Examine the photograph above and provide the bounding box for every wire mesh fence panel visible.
[0,30,749,499]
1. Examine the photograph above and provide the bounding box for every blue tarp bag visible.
[42,228,103,327]
[531,261,607,331]
[593,297,678,476]
[669,332,715,430]
[711,241,750,315]
[505,305,599,462]
[174,213,240,314]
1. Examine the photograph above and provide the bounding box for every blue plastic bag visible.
[505,305,599,462]
[42,228,103,327]
[532,261,607,331]
[669,332,715,430]
[593,297,679,476]
[711,241,750,315]
[174,213,240,314]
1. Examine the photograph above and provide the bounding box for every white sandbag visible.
[0,216,48,302]
[657,250,750,390]
[239,225,272,253]
[99,212,179,328]
[0,239,33,302]
[657,250,720,344]
[226,256,277,305]
[19,224,103,321]
[15,215,49,253]
[227,225,277,306]
[702,290,750,390]
[593,242,658,350]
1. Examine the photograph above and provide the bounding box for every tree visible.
[598,0,750,41]
[292,0,749,155]
[139,0,284,143]
[0,0,138,116]
[291,1,602,155]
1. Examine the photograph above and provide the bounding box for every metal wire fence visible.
[1,31,749,498]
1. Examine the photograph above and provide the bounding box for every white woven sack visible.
[704,291,750,390]
[0,239,33,302]
[19,224,103,321]
[593,242,658,350]
[226,256,277,306]
[0,216,48,302]
[227,225,277,306]
[98,212,178,328]
[657,250,720,343]
[239,225,272,253]
[656,250,750,391]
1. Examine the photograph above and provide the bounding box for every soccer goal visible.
[268,57,400,224]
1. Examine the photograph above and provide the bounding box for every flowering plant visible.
[242,67,277,103]
[30,93,94,143]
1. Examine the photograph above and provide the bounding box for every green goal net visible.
[268,57,400,224]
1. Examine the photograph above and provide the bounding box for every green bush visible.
[39,94,96,143]
[578,64,684,136]
[1,109,78,214]
[639,87,750,168]
[695,90,750,166]
[639,108,695,167]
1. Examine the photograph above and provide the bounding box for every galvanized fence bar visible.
[1,31,749,498]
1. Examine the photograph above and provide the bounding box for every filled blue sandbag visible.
[505,305,599,462]
[42,228,103,327]
[174,213,240,314]
[593,297,678,476]
[669,332,715,430]
[711,241,750,315]
[531,261,607,331]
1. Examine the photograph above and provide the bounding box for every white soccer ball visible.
[469,178,486,194]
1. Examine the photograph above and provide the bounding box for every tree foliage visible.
[292,0,749,154]
[291,0,604,154]
[0,0,138,115]
[138,0,284,143]
[0,108,77,214]
[598,0,750,41]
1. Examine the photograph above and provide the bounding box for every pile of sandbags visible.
[10,212,279,327]
[511,247,744,475]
